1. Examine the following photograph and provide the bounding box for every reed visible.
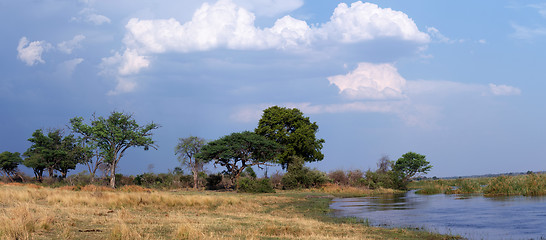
[411,174,546,196]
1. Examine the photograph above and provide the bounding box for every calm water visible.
[330,191,546,240]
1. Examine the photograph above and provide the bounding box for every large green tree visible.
[24,129,85,179]
[255,106,325,169]
[0,151,23,182]
[197,131,282,190]
[175,136,206,189]
[70,112,159,188]
[393,152,432,183]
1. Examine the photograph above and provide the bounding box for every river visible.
[330,191,546,240]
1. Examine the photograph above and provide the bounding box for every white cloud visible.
[103,0,429,94]
[233,0,303,17]
[489,84,521,96]
[57,35,86,54]
[17,37,51,66]
[122,0,428,54]
[328,62,406,100]
[318,2,429,43]
[72,8,111,25]
[100,49,150,76]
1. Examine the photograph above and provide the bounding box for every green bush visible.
[281,166,329,189]
[237,178,275,193]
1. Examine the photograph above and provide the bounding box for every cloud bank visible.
[101,0,430,92]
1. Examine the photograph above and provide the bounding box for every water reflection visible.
[330,191,546,240]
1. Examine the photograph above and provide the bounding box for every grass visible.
[410,173,546,196]
[0,182,459,239]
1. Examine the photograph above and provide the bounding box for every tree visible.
[175,136,206,189]
[393,152,432,183]
[255,106,325,169]
[70,112,159,188]
[0,151,23,182]
[197,131,282,191]
[24,129,85,179]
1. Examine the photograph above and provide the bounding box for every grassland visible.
[0,182,458,240]
[410,173,546,196]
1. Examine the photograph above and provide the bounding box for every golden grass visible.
[0,184,455,239]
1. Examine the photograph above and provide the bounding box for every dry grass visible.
[0,184,455,239]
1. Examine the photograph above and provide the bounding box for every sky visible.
[1,0,545,178]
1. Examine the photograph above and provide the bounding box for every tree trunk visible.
[48,167,55,178]
[110,166,116,188]
[192,168,198,189]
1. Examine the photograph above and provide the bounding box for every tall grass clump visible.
[484,174,546,196]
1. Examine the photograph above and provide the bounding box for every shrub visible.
[347,170,365,187]
[237,178,275,193]
[281,166,328,190]
[269,171,283,189]
[328,170,349,185]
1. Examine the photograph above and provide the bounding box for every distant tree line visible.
[1,107,432,192]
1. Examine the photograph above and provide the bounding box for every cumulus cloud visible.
[328,63,406,100]
[58,35,86,54]
[102,0,429,93]
[100,49,150,76]
[17,37,51,66]
[489,84,521,96]
[72,8,111,25]
[317,2,429,43]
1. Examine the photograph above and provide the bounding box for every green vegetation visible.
[255,106,325,169]
[70,111,160,188]
[0,151,23,182]
[410,173,546,196]
[197,131,283,190]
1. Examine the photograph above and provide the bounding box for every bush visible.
[328,170,349,185]
[206,173,233,190]
[237,178,275,193]
[281,166,329,189]
[347,170,365,187]
[364,170,405,190]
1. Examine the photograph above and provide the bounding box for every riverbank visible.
[0,183,458,239]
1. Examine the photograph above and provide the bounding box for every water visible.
[330,191,546,240]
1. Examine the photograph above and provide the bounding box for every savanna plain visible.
[0,183,458,240]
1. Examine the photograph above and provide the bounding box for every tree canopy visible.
[70,112,159,188]
[393,152,432,183]
[197,131,283,190]
[24,129,85,180]
[255,106,325,169]
[175,136,206,189]
[0,151,23,181]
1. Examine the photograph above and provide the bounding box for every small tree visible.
[0,151,23,182]
[175,136,206,189]
[198,131,282,191]
[393,152,432,184]
[70,112,159,188]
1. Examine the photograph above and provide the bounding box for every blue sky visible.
[1,0,545,178]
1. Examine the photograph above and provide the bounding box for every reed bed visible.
[0,184,455,239]
[410,173,546,196]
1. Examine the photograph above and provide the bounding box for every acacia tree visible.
[175,136,206,189]
[255,106,325,169]
[393,152,432,183]
[0,151,23,182]
[197,131,282,190]
[70,112,159,188]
